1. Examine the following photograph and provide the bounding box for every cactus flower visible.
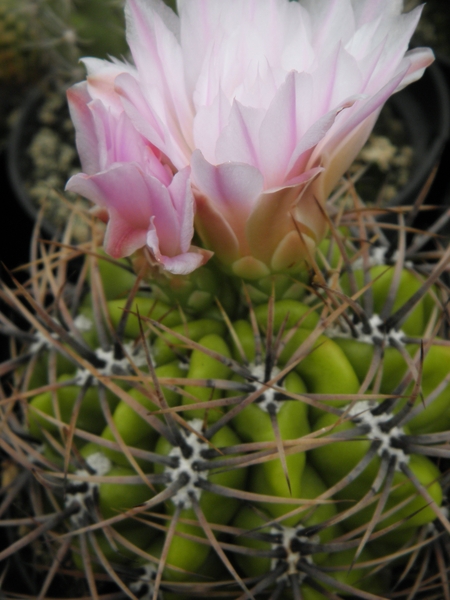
[66,60,210,275]
[67,0,433,278]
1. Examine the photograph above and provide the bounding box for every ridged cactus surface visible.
[1,204,450,600]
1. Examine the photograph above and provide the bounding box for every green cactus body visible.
[28,374,119,439]
[2,215,450,600]
[152,420,246,581]
[181,333,233,422]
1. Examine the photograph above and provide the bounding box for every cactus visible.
[1,190,450,600]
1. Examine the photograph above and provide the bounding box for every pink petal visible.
[258,71,312,188]
[361,5,427,92]
[194,193,241,266]
[178,0,242,97]
[66,165,153,224]
[193,90,231,163]
[66,0,434,278]
[114,72,168,156]
[285,95,360,182]
[166,167,196,253]
[258,69,360,188]
[246,169,323,266]
[302,0,356,52]
[191,150,264,228]
[215,101,265,168]
[395,47,435,91]
[310,61,411,174]
[82,57,136,116]
[125,0,194,160]
[155,250,211,275]
[308,44,363,113]
[352,0,402,27]
[147,167,195,257]
[311,112,380,203]
[147,221,211,274]
[104,206,149,257]
[66,83,100,175]
[65,164,172,257]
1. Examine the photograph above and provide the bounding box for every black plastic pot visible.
[8,84,52,236]
[385,59,450,209]
[420,54,450,235]
[7,79,80,239]
[0,152,34,366]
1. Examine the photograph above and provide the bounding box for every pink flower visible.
[66,59,210,275]
[68,0,433,278]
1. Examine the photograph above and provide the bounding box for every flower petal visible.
[191,150,264,241]
[193,90,231,165]
[215,101,265,169]
[66,83,100,175]
[104,206,149,257]
[194,194,240,267]
[245,168,322,266]
[146,219,211,274]
[114,72,169,159]
[67,0,434,277]
[125,0,194,162]
[66,164,197,264]
[81,56,137,117]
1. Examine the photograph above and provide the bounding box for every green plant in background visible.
[0,0,127,85]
